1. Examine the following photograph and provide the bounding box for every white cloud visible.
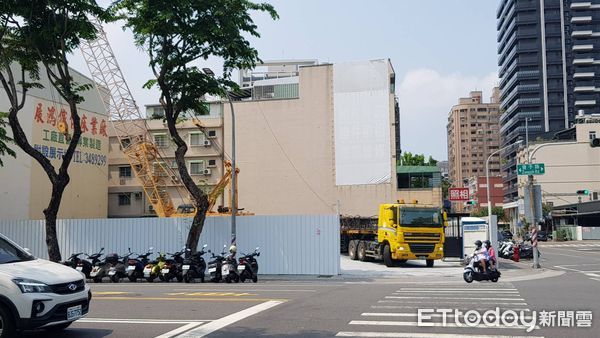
[397,68,498,161]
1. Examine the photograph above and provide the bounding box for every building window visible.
[154,134,168,148]
[119,166,132,178]
[397,172,441,189]
[208,159,216,167]
[190,161,205,175]
[207,130,217,138]
[189,133,205,146]
[118,193,131,206]
[590,131,597,141]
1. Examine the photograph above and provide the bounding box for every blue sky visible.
[71,0,501,160]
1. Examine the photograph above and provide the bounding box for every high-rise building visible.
[497,0,572,202]
[447,89,502,190]
[566,1,600,115]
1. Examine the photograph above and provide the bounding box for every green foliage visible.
[441,177,451,199]
[470,207,507,222]
[400,152,438,166]
[116,0,279,117]
[0,112,16,166]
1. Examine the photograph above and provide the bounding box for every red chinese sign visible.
[449,188,470,201]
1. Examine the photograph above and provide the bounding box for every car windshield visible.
[0,236,34,264]
[400,208,442,227]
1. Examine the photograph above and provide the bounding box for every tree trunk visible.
[42,180,68,262]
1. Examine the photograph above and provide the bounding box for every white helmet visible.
[229,245,237,253]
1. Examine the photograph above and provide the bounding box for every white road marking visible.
[378,300,528,305]
[172,288,316,292]
[586,273,600,278]
[397,288,518,291]
[79,318,208,325]
[336,331,544,338]
[371,305,532,311]
[590,278,600,282]
[349,320,539,330]
[360,312,534,319]
[394,290,519,294]
[385,296,525,301]
[154,323,205,338]
[166,300,284,338]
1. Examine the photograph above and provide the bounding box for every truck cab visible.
[376,203,445,267]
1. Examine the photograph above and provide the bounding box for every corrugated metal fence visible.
[0,215,340,275]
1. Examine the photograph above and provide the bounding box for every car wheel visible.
[0,305,16,338]
[426,259,434,267]
[45,322,72,332]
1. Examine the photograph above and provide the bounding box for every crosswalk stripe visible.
[379,300,528,305]
[349,320,539,330]
[397,288,518,291]
[336,331,544,338]
[371,305,532,311]
[393,290,519,294]
[360,313,535,319]
[585,273,600,278]
[385,296,525,301]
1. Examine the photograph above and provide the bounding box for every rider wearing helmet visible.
[484,240,496,270]
[474,240,489,273]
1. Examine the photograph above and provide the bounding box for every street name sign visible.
[517,163,545,176]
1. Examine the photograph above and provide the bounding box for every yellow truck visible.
[342,203,446,267]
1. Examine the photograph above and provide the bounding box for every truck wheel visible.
[383,244,394,267]
[357,241,367,261]
[348,240,358,260]
[426,259,434,267]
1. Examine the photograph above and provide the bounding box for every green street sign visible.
[517,163,545,176]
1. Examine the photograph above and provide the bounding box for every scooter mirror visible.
[203,244,208,248]
[256,247,260,251]
[186,248,191,252]
[149,246,154,251]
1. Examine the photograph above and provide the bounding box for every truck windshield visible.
[400,209,441,227]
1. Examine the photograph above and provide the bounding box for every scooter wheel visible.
[110,275,120,283]
[176,275,183,283]
[128,276,137,283]
[491,276,499,283]
[200,276,205,283]
[240,275,246,283]
[234,275,239,283]
[93,277,102,283]
[463,271,474,283]
[226,276,232,283]
[252,276,258,283]
[184,275,191,283]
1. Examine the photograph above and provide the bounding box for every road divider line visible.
[396,288,518,291]
[371,306,532,311]
[393,290,519,294]
[348,320,539,330]
[93,296,287,302]
[171,300,285,338]
[336,331,544,338]
[385,296,525,301]
[171,289,317,292]
[79,318,208,325]
[360,312,535,319]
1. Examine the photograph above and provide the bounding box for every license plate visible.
[108,270,116,276]
[237,266,245,272]
[221,264,229,276]
[127,266,135,271]
[182,265,190,270]
[66,305,82,321]
[208,267,216,273]
[161,269,170,274]
[75,266,83,271]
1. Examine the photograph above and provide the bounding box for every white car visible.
[0,233,91,337]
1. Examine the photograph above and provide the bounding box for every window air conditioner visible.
[203,169,212,175]
[203,140,211,146]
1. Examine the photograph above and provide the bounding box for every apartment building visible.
[447,89,502,189]
[107,103,224,217]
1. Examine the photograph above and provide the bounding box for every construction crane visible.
[79,19,242,217]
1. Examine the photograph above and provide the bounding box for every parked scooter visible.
[182,244,208,283]
[463,253,501,283]
[90,252,119,283]
[161,247,186,282]
[223,245,240,283]
[144,252,167,282]
[238,247,260,283]
[126,247,153,282]
[108,249,135,283]
[208,245,228,282]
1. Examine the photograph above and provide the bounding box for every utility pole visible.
[524,117,540,268]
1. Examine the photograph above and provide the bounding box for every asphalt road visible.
[18,243,600,337]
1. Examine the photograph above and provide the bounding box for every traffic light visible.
[576,189,590,196]
[591,138,600,148]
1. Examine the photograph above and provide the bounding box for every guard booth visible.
[444,213,469,258]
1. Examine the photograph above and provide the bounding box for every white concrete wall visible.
[333,60,392,186]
